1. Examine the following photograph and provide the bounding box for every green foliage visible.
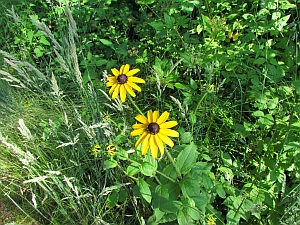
[0,0,299,224]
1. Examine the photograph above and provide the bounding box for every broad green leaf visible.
[27,31,34,44]
[34,47,43,57]
[137,178,152,203]
[187,206,200,221]
[180,132,193,143]
[216,183,226,198]
[189,113,196,124]
[253,58,266,65]
[201,173,213,190]
[176,142,197,174]
[175,83,190,91]
[252,110,264,117]
[221,152,232,166]
[177,210,192,225]
[39,36,50,46]
[140,162,156,177]
[100,39,115,50]
[103,159,118,170]
[179,176,200,197]
[126,162,140,176]
[164,13,175,27]
[149,21,165,31]
[190,78,197,90]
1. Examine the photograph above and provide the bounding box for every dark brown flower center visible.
[117,74,128,84]
[147,123,160,134]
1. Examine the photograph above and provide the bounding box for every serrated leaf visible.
[137,178,152,203]
[176,142,197,174]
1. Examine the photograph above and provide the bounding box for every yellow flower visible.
[92,144,101,154]
[106,64,145,102]
[130,110,179,158]
[206,215,216,225]
[106,144,116,156]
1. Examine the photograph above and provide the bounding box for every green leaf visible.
[216,183,226,198]
[100,39,115,50]
[27,31,34,44]
[126,162,140,176]
[221,152,232,166]
[190,78,197,90]
[140,162,156,177]
[179,176,200,197]
[149,21,165,31]
[180,132,193,144]
[103,159,118,170]
[175,83,190,91]
[253,58,266,65]
[34,47,43,57]
[187,206,200,221]
[252,110,264,117]
[176,142,197,174]
[177,209,193,225]
[39,36,50,46]
[164,13,175,27]
[137,178,152,203]
[189,113,196,124]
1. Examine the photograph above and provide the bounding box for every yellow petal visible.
[106,81,115,87]
[160,121,178,129]
[107,76,117,82]
[128,76,145,83]
[141,134,150,155]
[112,84,120,99]
[111,68,120,76]
[126,68,140,77]
[109,83,118,95]
[157,111,170,125]
[149,135,158,158]
[123,64,130,74]
[153,111,159,123]
[157,133,174,148]
[130,128,145,136]
[132,124,147,129]
[120,65,125,74]
[159,129,179,137]
[135,115,148,124]
[147,110,153,123]
[154,134,164,156]
[135,131,148,148]
[124,83,136,97]
[120,85,126,102]
[127,80,141,92]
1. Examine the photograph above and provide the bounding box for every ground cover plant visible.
[0,0,299,224]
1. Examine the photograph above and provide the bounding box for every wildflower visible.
[92,144,101,154]
[24,101,30,106]
[206,215,216,225]
[107,144,116,156]
[106,64,145,102]
[130,110,179,158]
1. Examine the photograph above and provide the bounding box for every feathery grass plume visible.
[18,119,34,141]
[50,72,64,99]
[0,69,26,89]
[29,15,63,51]
[0,132,36,166]
[170,96,188,120]
[65,3,83,89]
[6,6,22,24]
[0,79,14,114]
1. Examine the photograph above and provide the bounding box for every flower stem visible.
[165,148,182,179]
[128,95,144,116]
[191,92,207,136]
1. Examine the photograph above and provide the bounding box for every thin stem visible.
[191,92,208,136]
[128,95,144,116]
[155,170,176,183]
[165,149,182,179]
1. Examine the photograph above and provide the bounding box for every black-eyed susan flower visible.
[106,64,145,102]
[130,110,179,158]
[206,215,216,225]
[106,144,116,156]
[92,144,101,154]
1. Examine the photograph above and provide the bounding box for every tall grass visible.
[0,3,139,224]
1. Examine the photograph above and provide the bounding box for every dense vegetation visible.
[0,0,299,224]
